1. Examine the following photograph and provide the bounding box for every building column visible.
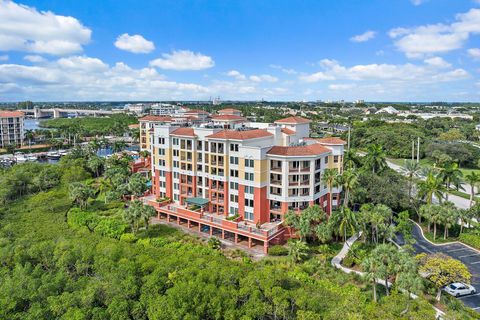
[234,233,239,243]
[209,227,213,236]
[187,220,191,228]
[221,230,225,239]
[263,241,269,254]
[198,223,202,232]
[166,214,170,222]
[177,216,180,225]
[248,237,252,248]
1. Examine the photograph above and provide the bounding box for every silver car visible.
[444,282,476,297]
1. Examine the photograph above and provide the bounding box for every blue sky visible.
[0,0,480,102]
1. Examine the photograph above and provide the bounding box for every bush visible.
[94,218,128,239]
[459,233,480,250]
[208,237,221,250]
[226,213,240,221]
[342,255,355,268]
[120,233,136,243]
[268,245,288,256]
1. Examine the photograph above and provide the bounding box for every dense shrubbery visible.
[459,233,480,250]
[268,245,289,256]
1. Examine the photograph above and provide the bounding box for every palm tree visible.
[123,200,143,234]
[400,160,420,200]
[430,206,443,241]
[337,169,358,209]
[140,203,157,230]
[362,256,381,302]
[365,144,387,174]
[338,207,357,242]
[457,209,469,234]
[464,172,480,208]
[440,201,457,239]
[69,182,94,209]
[287,240,309,264]
[86,155,105,177]
[372,244,398,296]
[24,129,35,150]
[112,140,127,153]
[322,168,338,215]
[438,162,463,201]
[343,148,360,170]
[420,204,435,233]
[417,170,445,204]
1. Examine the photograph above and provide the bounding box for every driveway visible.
[407,223,480,312]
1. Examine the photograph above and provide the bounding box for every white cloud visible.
[269,64,297,74]
[150,50,214,71]
[468,48,480,59]
[0,54,8,61]
[328,83,356,90]
[389,8,480,58]
[411,0,427,6]
[299,59,468,83]
[57,56,108,73]
[114,33,155,54]
[24,55,46,63]
[350,30,376,43]
[0,0,91,55]
[226,70,246,80]
[424,57,451,68]
[299,71,335,82]
[249,74,278,82]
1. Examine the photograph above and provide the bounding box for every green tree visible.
[284,205,325,242]
[337,168,358,209]
[208,237,222,250]
[86,155,104,177]
[362,256,381,302]
[287,240,308,264]
[338,207,357,242]
[322,168,338,214]
[122,200,143,234]
[438,162,463,201]
[68,182,94,209]
[364,144,387,174]
[417,170,445,205]
[24,129,35,149]
[400,160,420,200]
[419,253,471,301]
[464,171,480,208]
[371,244,398,296]
[439,201,457,240]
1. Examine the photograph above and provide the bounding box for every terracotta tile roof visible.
[281,128,296,135]
[0,111,24,118]
[128,124,140,129]
[267,143,331,157]
[312,137,346,145]
[211,114,246,121]
[185,109,209,115]
[139,115,173,122]
[170,127,196,137]
[274,116,311,124]
[218,108,241,113]
[206,129,273,140]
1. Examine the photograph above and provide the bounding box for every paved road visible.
[408,223,480,312]
[385,159,473,209]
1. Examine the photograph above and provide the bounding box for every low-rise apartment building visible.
[0,111,24,148]
[143,115,344,252]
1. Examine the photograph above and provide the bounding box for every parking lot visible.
[410,223,480,312]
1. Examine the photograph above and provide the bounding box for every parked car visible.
[444,282,476,297]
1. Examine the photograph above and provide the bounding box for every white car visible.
[444,282,476,297]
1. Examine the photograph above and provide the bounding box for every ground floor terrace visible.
[146,198,287,253]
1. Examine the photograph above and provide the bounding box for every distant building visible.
[376,106,399,115]
[217,108,243,116]
[150,103,182,116]
[0,111,24,148]
[126,103,146,115]
[475,124,480,131]
[397,112,473,120]
[212,97,221,105]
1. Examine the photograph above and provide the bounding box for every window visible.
[158,159,165,166]
[230,182,238,190]
[174,183,179,190]
[159,170,165,177]
[230,143,239,152]
[230,194,238,202]
[230,169,239,177]
[230,207,238,215]
[334,155,339,163]
[324,157,329,164]
[244,199,254,207]
[160,181,166,188]
[173,150,179,157]
[230,156,239,165]
[245,186,254,194]
[174,172,179,178]
[158,137,165,144]
[245,211,254,221]
[158,148,165,155]
[244,172,254,181]
[173,161,179,168]
[173,138,179,145]
[197,141,203,150]
[245,159,254,167]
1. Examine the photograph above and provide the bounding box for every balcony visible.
[271,166,282,173]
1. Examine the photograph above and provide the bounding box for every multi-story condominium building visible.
[0,111,24,148]
[143,115,344,253]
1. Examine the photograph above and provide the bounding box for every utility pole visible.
[417,137,420,163]
[347,126,351,150]
[411,140,414,161]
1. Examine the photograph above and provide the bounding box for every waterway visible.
[24,119,43,131]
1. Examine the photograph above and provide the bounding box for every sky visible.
[0,0,480,102]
